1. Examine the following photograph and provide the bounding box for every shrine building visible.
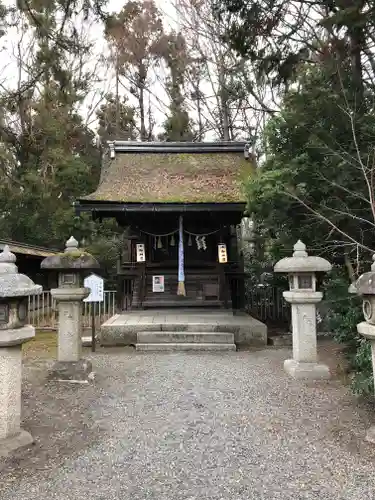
[74,141,255,312]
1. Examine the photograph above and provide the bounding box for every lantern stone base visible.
[0,429,34,458]
[284,359,330,380]
[48,359,93,383]
[0,325,36,347]
[356,323,375,444]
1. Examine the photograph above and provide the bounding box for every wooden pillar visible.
[237,225,246,311]
[116,275,123,311]
[136,232,147,309]
[238,253,245,311]
[218,227,229,308]
[229,224,245,312]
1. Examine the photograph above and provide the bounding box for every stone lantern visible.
[355,255,375,443]
[0,245,42,456]
[41,236,99,383]
[274,240,332,379]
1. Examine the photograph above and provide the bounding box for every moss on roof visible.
[83,152,254,203]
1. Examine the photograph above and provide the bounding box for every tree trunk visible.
[197,91,203,141]
[221,98,230,141]
[218,65,230,141]
[115,52,120,136]
[344,250,356,284]
[147,93,154,141]
[348,6,365,106]
[139,85,146,141]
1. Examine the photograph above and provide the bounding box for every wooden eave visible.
[0,239,59,258]
[74,200,246,214]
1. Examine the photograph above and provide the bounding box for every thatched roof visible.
[0,240,58,258]
[83,142,254,203]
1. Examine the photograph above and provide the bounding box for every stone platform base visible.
[136,330,236,352]
[284,359,330,380]
[0,430,33,458]
[48,359,93,383]
[100,310,267,347]
[136,342,237,351]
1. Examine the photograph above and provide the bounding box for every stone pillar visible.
[354,255,375,443]
[41,237,99,383]
[274,240,332,380]
[55,288,88,362]
[0,245,42,457]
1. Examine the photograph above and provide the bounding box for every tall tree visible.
[105,0,165,141]
[246,59,375,268]
[96,93,137,142]
[215,0,375,105]
[158,31,195,141]
[0,1,104,246]
[170,0,269,145]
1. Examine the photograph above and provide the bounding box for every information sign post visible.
[83,273,104,352]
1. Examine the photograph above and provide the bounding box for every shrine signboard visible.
[83,273,104,302]
[152,275,165,293]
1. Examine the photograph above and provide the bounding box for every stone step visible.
[268,334,292,346]
[135,343,236,352]
[142,299,223,308]
[144,293,218,299]
[145,274,219,280]
[145,291,210,298]
[145,283,218,290]
[137,331,234,344]
[82,336,93,346]
[146,276,218,280]
[145,287,216,291]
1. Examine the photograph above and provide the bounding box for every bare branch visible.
[286,191,375,253]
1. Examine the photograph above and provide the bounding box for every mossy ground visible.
[23,330,57,358]
[22,329,94,359]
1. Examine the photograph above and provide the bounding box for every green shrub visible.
[323,267,373,396]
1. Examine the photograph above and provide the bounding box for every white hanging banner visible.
[218,244,228,264]
[136,243,146,262]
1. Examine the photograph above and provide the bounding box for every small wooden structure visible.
[75,141,254,311]
[0,239,58,290]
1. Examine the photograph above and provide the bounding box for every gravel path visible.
[1,347,375,499]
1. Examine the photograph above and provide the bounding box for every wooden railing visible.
[245,281,290,325]
[224,271,246,311]
[122,277,134,310]
[27,290,117,330]
[27,291,56,329]
[82,291,117,328]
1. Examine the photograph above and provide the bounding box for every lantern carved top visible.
[41,236,99,271]
[274,240,332,274]
[0,245,42,298]
[355,255,375,296]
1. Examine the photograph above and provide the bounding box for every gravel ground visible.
[1,345,375,499]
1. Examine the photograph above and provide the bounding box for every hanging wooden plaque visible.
[136,243,146,262]
[218,244,228,264]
